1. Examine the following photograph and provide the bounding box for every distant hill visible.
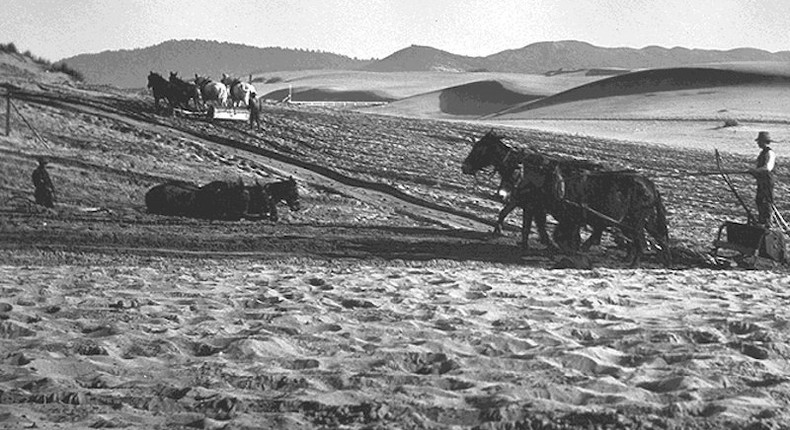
[57,39,790,89]
[59,39,370,88]
[483,41,790,73]
[369,41,790,74]
[362,45,485,72]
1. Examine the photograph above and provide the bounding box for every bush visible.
[0,42,19,54]
[49,62,85,82]
[723,118,740,128]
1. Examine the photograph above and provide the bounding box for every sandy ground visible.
[2,251,790,430]
[2,66,790,429]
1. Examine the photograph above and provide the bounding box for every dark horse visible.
[195,180,250,220]
[169,72,203,111]
[461,130,603,249]
[247,177,301,221]
[147,72,179,113]
[145,179,249,220]
[147,71,195,113]
[144,181,199,216]
[503,153,672,266]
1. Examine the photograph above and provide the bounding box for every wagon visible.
[173,107,249,122]
[205,106,249,122]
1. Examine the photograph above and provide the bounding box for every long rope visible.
[7,95,51,149]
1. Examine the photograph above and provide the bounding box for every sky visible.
[2,0,789,61]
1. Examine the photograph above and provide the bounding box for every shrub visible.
[49,62,85,82]
[0,42,19,54]
[723,118,740,128]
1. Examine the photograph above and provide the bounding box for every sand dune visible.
[369,80,543,118]
[490,64,790,120]
[256,70,600,104]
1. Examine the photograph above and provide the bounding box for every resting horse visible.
[504,154,671,266]
[221,73,256,109]
[194,179,250,221]
[247,177,301,221]
[194,75,228,108]
[169,72,203,111]
[145,181,200,216]
[146,179,250,221]
[461,130,603,249]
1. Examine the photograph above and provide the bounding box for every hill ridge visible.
[57,39,790,89]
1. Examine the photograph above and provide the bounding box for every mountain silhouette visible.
[58,39,790,89]
[59,39,370,88]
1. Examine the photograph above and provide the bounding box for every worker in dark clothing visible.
[749,131,776,226]
[32,157,55,208]
[248,92,261,131]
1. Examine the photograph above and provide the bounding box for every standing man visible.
[248,92,261,131]
[32,156,56,208]
[749,131,776,226]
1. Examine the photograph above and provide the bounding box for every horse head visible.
[281,177,301,211]
[461,129,507,175]
[147,71,159,88]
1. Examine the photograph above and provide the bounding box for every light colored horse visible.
[221,73,256,109]
[194,74,228,108]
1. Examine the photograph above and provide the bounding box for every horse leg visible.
[625,217,647,267]
[581,224,604,251]
[494,201,516,237]
[269,206,279,222]
[533,207,553,247]
[520,205,533,249]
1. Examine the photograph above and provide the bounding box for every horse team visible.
[462,130,671,267]
[146,71,256,113]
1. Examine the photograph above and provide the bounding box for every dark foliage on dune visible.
[438,80,542,116]
[493,67,790,116]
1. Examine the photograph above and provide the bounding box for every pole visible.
[715,149,755,224]
[5,91,9,136]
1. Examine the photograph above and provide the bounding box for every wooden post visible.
[5,91,10,136]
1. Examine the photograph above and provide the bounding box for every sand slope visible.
[490,64,790,121]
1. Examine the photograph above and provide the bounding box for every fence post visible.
[5,91,10,137]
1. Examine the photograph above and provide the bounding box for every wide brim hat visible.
[756,131,773,143]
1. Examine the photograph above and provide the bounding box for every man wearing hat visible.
[749,131,776,226]
[32,157,55,208]
[248,92,261,131]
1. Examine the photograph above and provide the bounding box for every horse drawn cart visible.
[173,106,249,122]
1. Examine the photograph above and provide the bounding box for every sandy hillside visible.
[255,70,601,105]
[363,63,790,158]
[2,57,790,429]
[478,64,790,158]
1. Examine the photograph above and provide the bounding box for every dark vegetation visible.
[1,42,84,81]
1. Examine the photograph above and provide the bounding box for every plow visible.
[709,149,787,267]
